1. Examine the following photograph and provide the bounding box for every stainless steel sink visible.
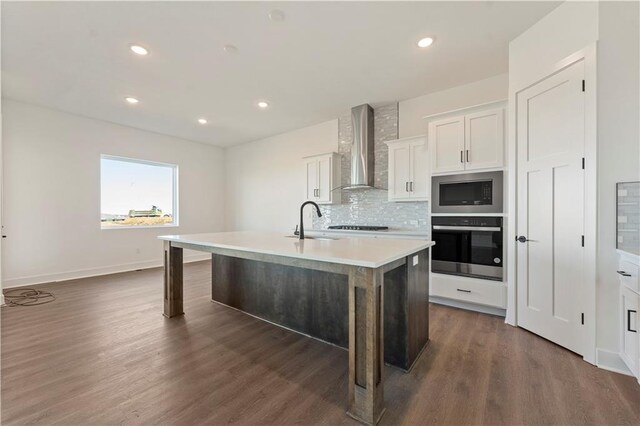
[285,235,339,241]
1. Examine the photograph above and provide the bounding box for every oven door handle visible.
[432,226,501,232]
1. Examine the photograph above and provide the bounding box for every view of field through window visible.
[100,156,177,228]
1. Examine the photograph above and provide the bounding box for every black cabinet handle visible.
[466,150,470,162]
[627,309,637,333]
[456,288,471,293]
[618,270,632,277]
[460,150,464,163]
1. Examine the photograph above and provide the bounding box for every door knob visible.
[516,236,529,243]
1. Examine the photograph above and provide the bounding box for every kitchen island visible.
[159,231,434,425]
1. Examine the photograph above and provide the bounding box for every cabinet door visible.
[621,286,639,376]
[305,159,318,201]
[388,144,412,201]
[316,155,332,203]
[410,141,429,200]
[464,108,504,170]
[429,116,465,174]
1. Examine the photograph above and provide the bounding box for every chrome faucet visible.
[299,201,322,240]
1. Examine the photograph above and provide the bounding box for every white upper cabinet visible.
[410,141,429,199]
[429,107,504,174]
[386,136,428,202]
[303,153,341,204]
[430,116,465,174]
[465,109,504,170]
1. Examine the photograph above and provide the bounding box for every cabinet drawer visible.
[431,273,506,308]
[618,260,640,293]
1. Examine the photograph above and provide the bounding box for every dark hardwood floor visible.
[2,260,639,425]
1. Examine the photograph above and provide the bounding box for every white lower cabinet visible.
[430,273,506,309]
[618,251,640,382]
[621,285,639,377]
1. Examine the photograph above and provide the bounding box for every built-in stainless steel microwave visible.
[431,171,503,214]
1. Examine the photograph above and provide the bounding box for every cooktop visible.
[327,225,389,231]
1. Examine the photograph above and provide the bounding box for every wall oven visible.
[431,216,503,281]
[431,171,503,214]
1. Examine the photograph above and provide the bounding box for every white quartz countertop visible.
[307,229,429,239]
[159,231,434,268]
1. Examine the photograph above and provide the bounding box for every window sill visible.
[100,224,180,230]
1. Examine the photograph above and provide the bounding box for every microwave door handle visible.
[432,226,501,232]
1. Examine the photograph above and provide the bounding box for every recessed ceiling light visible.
[269,9,285,22]
[129,45,149,56]
[223,44,238,54]
[125,97,139,104]
[257,101,270,109]
[417,37,435,48]
[197,118,208,125]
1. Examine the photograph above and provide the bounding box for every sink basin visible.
[285,235,339,241]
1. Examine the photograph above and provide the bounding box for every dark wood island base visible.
[161,233,433,425]
[210,251,430,372]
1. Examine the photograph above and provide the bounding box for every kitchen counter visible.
[159,231,433,268]
[307,228,429,240]
[158,231,433,425]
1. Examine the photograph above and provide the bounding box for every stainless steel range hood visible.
[343,104,375,190]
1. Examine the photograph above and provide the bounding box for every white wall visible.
[225,119,338,233]
[2,99,226,287]
[596,0,640,352]
[399,73,508,138]
[509,1,598,91]
[225,76,508,232]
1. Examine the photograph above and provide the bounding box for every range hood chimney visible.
[344,104,374,189]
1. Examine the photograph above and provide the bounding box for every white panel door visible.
[316,155,332,203]
[410,141,429,199]
[516,60,585,355]
[388,143,412,201]
[465,108,504,170]
[430,116,465,174]
[305,159,318,201]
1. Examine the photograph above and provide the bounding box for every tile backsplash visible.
[313,188,429,232]
[313,102,428,233]
[617,181,640,255]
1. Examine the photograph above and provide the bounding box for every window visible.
[100,155,178,229]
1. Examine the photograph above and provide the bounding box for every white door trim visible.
[506,43,597,365]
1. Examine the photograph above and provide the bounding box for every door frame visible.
[506,44,597,365]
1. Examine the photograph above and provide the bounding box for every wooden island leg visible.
[347,266,385,425]
[163,240,184,318]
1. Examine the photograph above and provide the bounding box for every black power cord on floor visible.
[4,288,56,306]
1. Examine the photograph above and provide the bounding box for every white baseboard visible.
[430,296,507,317]
[2,254,211,289]
[596,348,633,376]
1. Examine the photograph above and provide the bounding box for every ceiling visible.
[1,1,559,147]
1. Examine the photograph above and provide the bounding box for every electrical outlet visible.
[412,255,419,266]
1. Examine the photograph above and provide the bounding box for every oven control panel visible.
[431,216,502,227]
